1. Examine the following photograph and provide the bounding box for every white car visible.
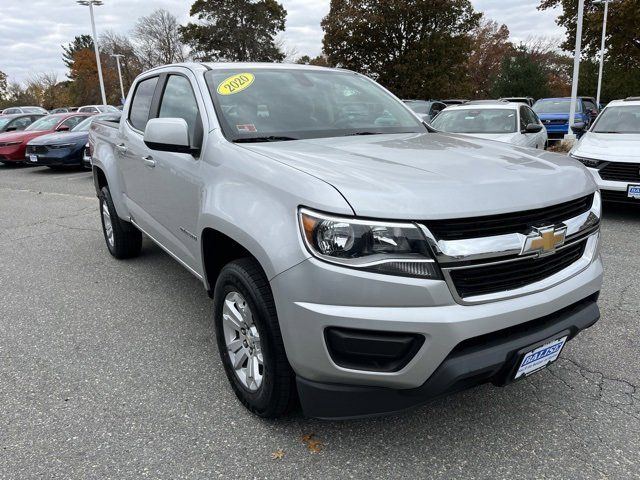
[431,101,548,149]
[77,105,120,114]
[569,97,640,205]
[1,106,48,115]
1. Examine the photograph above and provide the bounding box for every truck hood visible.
[240,132,596,219]
[28,131,87,146]
[573,131,640,162]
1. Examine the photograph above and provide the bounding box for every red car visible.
[0,113,92,165]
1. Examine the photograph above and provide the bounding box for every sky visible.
[0,0,563,85]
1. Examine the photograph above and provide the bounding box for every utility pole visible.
[567,0,585,139]
[111,54,125,104]
[594,0,615,107]
[77,0,107,105]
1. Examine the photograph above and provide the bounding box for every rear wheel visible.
[99,186,142,259]
[213,258,296,418]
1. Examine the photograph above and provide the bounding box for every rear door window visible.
[129,76,159,132]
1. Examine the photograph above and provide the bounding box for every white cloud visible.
[0,0,563,85]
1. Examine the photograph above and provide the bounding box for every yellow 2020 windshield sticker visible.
[217,73,255,96]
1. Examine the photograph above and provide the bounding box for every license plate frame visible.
[628,185,640,199]
[512,331,570,381]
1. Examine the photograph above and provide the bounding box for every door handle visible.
[143,156,156,168]
[115,143,128,154]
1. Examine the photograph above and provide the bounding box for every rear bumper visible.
[297,294,600,419]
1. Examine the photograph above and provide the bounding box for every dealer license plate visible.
[29,154,38,163]
[628,185,640,199]
[514,336,568,379]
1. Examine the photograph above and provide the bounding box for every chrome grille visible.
[422,192,601,304]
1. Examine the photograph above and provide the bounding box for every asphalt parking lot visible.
[1,164,639,479]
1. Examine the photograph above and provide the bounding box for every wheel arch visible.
[200,226,273,295]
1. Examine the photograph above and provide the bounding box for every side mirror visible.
[57,125,70,132]
[144,118,195,154]
[524,123,544,133]
[571,121,586,132]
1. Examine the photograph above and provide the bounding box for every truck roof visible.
[144,62,337,75]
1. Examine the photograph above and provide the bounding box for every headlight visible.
[299,208,441,278]
[570,153,602,169]
[0,141,22,147]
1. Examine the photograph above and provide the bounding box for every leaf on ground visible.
[271,449,285,460]
[302,433,324,454]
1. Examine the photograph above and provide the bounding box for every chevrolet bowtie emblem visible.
[521,225,567,257]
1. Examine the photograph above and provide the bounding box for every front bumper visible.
[271,250,603,417]
[0,145,26,162]
[25,148,83,166]
[298,294,599,419]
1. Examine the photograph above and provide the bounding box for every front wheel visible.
[99,186,142,259]
[213,258,296,418]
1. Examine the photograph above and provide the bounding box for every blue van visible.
[533,97,599,141]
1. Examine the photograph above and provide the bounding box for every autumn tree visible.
[133,9,187,70]
[467,19,513,98]
[540,0,640,67]
[539,0,640,100]
[321,0,481,99]
[491,45,551,99]
[69,49,120,106]
[100,30,143,94]
[62,35,94,72]
[181,0,287,62]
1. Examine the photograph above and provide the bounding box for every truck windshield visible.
[431,108,517,134]
[591,106,640,134]
[205,68,425,142]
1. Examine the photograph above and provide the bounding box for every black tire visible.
[213,258,296,418]
[99,185,142,259]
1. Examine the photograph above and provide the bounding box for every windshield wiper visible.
[233,136,298,143]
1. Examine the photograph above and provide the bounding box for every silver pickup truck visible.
[89,63,603,419]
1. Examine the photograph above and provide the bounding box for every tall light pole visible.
[567,0,586,139]
[111,54,125,104]
[594,0,616,107]
[77,0,107,106]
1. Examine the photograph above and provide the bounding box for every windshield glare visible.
[205,69,424,141]
[592,106,640,134]
[431,108,517,134]
[26,115,61,131]
[533,100,576,114]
